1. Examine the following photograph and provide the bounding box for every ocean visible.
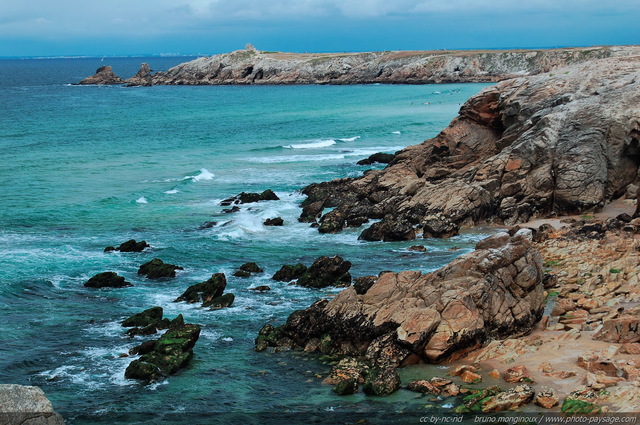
[0,56,492,424]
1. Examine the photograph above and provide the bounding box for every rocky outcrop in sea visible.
[256,230,544,364]
[78,45,640,86]
[302,55,640,240]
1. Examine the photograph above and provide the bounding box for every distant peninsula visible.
[79,44,640,86]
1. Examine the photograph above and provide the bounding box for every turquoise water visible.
[0,57,492,424]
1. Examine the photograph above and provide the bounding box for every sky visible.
[0,0,638,57]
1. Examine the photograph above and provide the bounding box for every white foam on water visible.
[244,154,346,164]
[164,189,179,194]
[136,197,148,204]
[391,131,401,134]
[221,337,234,342]
[191,168,214,182]
[283,139,337,149]
[337,136,361,142]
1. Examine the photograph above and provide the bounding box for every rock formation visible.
[149,46,640,86]
[84,271,132,288]
[256,230,545,364]
[0,385,64,425]
[78,65,123,85]
[301,56,640,240]
[124,63,153,87]
[138,258,183,279]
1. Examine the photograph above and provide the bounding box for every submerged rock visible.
[84,271,132,288]
[295,256,351,289]
[138,258,183,279]
[255,232,544,364]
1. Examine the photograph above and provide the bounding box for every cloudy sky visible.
[1,0,638,57]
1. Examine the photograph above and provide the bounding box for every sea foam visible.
[283,139,336,149]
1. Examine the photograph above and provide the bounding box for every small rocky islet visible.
[72,51,640,415]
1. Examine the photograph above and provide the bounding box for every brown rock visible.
[449,365,477,376]
[406,380,440,394]
[461,370,482,383]
[79,65,123,85]
[488,369,500,379]
[442,383,460,397]
[481,384,535,413]
[503,365,533,383]
[620,343,640,354]
[534,386,560,409]
[593,308,640,343]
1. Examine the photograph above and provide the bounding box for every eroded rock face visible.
[301,56,640,240]
[150,46,640,86]
[124,63,153,87]
[0,385,65,425]
[78,65,123,85]
[256,231,544,364]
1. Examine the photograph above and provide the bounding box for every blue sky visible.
[0,0,638,57]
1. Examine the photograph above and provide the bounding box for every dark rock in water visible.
[104,246,116,252]
[272,263,307,282]
[298,200,324,223]
[318,209,345,234]
[199,221,218,229]
[129,340,157,356]
[0,384,65,425]
[333,378,358,395]
[84,271,132,288]
[296,256,351,288]
[239,262,264,273]
[407,245,427,252]
[125,314,201,382]
[362,367,401,395]
[357,152,395,165]
[207,293,235,310]
[353,276,377,295]
[122,306,164,327]
[138,258,183,279]
[175,273,226,305]
[254,323,287,352]
[124,63,153,87]
[221,189,280,206]
[222,206,240,214]
[359,218,415,242]
[346,216,369,227]
[264,217,284,226]
[78,65,124,85]
[233,270,251,278]
[117,239,150,252]
[250,285,271,292]
[254,232,544,365]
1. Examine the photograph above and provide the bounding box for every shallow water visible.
[0,57,493,423]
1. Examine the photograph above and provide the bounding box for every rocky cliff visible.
[302,55,640,240]
[0,385,65,424]
[256,230,545,365]
[79,45,640,86]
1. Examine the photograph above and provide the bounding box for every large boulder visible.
[175,273,226,306]
[0,385,65,425]
[105,239,150,253]
[78,65,124,85]
[84,271,132,288]
[295,256,351,289]
[301,56,640,239]
[255,231,545,365]
[138,258,183,279]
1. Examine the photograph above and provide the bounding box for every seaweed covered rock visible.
[175,273,226,306]
[84,271,132,288]
[121,306,170,336]
[125,315,201,382]
[272,263,307,282]
[138,258,183,279]
[255,232,544,365]
[295,256,351,289]
[208,293,235,310]
[362,367,401,396]
[105,239,150,253]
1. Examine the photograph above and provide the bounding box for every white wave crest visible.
[190,168,214,181]
[136,197,148,204]
[337,136,361,142]
[164,189,179,194]
[391,131,401,135]
[283,139,336,149]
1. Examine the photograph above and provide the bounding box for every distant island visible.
[79,44,640,86]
